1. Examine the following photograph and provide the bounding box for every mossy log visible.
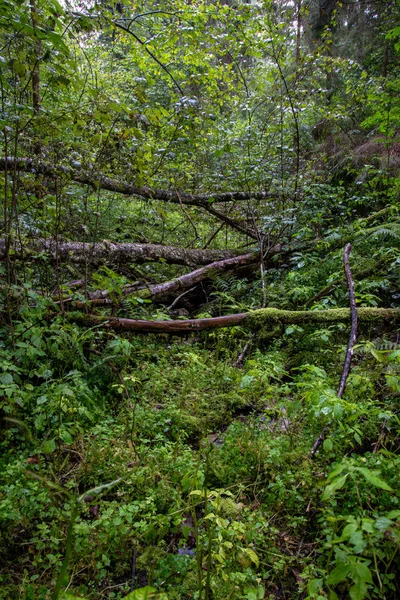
[72,307,400,334]
[0,238,249,267]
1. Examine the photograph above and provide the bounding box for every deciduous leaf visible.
[243,548,259,567]
[42,439,56,454]
[356,468,393,491]
[321,474,349,500]
[326,564,349,585]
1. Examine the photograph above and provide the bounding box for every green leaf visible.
[323,438,333,452]
[60,429,73,445]
[326,463,346,480]
[122,586,167,599]
[243,548,259,568]
[349,580,368,600]
[374,516,393,531]
[386,510,400,519]
[354,562,372,584]
[349,531,366,554]
[42,439,56,454]
[356,468,394,491]
[338,522,358,540]
[307,579,323,595]
[326,564,350,585]
[321,474,349,500]
[0,372,13,385]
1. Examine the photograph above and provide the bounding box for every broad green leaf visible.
[349,531,366,554]
[60,429,73,445]
[338,522,358,540]
[321,474,349,500]
[354,562,372,584]
[374,516,393,532]
[386,510,400,519]
[307,579,323,594]
[323,438,333,452]
[326,564,350,585]
[42,439,56,454]
[356,468,394,491]
[243,548,259,567]
[0,372,13,385]
[349,579,368,600]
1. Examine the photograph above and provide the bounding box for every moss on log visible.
[71,307,400,334]
[246,307,400,328]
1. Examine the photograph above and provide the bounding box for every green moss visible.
[245,307,400,330]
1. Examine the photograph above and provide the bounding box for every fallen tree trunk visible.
[78,251,262,304]
[0,238,247,267]
[0,157,279,206]
[71,307,400,333]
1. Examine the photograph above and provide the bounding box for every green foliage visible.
[1,0,400,598]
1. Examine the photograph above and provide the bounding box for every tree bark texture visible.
[337,243,358,398]
[72,307,400,334]
[0,238,251,267]
[80,252,261,304]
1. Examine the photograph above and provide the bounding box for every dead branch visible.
[72,252,261,305]
[233,335,253,368]
[0,157,280,206]
[310,243,358,457]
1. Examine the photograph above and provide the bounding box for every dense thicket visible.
[0,1,399,599]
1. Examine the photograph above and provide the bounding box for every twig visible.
[310,243,358,457]
[167,286,196,311]
[337,244,358,397]
[233,335,253,368]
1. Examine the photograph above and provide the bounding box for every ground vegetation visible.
[0,0,400,599]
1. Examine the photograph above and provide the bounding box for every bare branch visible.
[0,158,279,206]
[310,243,359,457]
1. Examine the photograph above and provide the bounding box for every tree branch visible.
[310,243,359,457]
[75,251,261,305]
[0,158,279,206]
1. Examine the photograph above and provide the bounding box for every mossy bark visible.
[72,307,400,334]
[247,307,400,328]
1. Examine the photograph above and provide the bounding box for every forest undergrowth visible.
[1,0,400,598]
[1,226,400,600]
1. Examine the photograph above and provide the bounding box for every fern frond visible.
[364,223,400,244]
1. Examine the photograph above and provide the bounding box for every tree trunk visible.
[0,238,253,267]
[70,252,261,306]
[71,307,400,334]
